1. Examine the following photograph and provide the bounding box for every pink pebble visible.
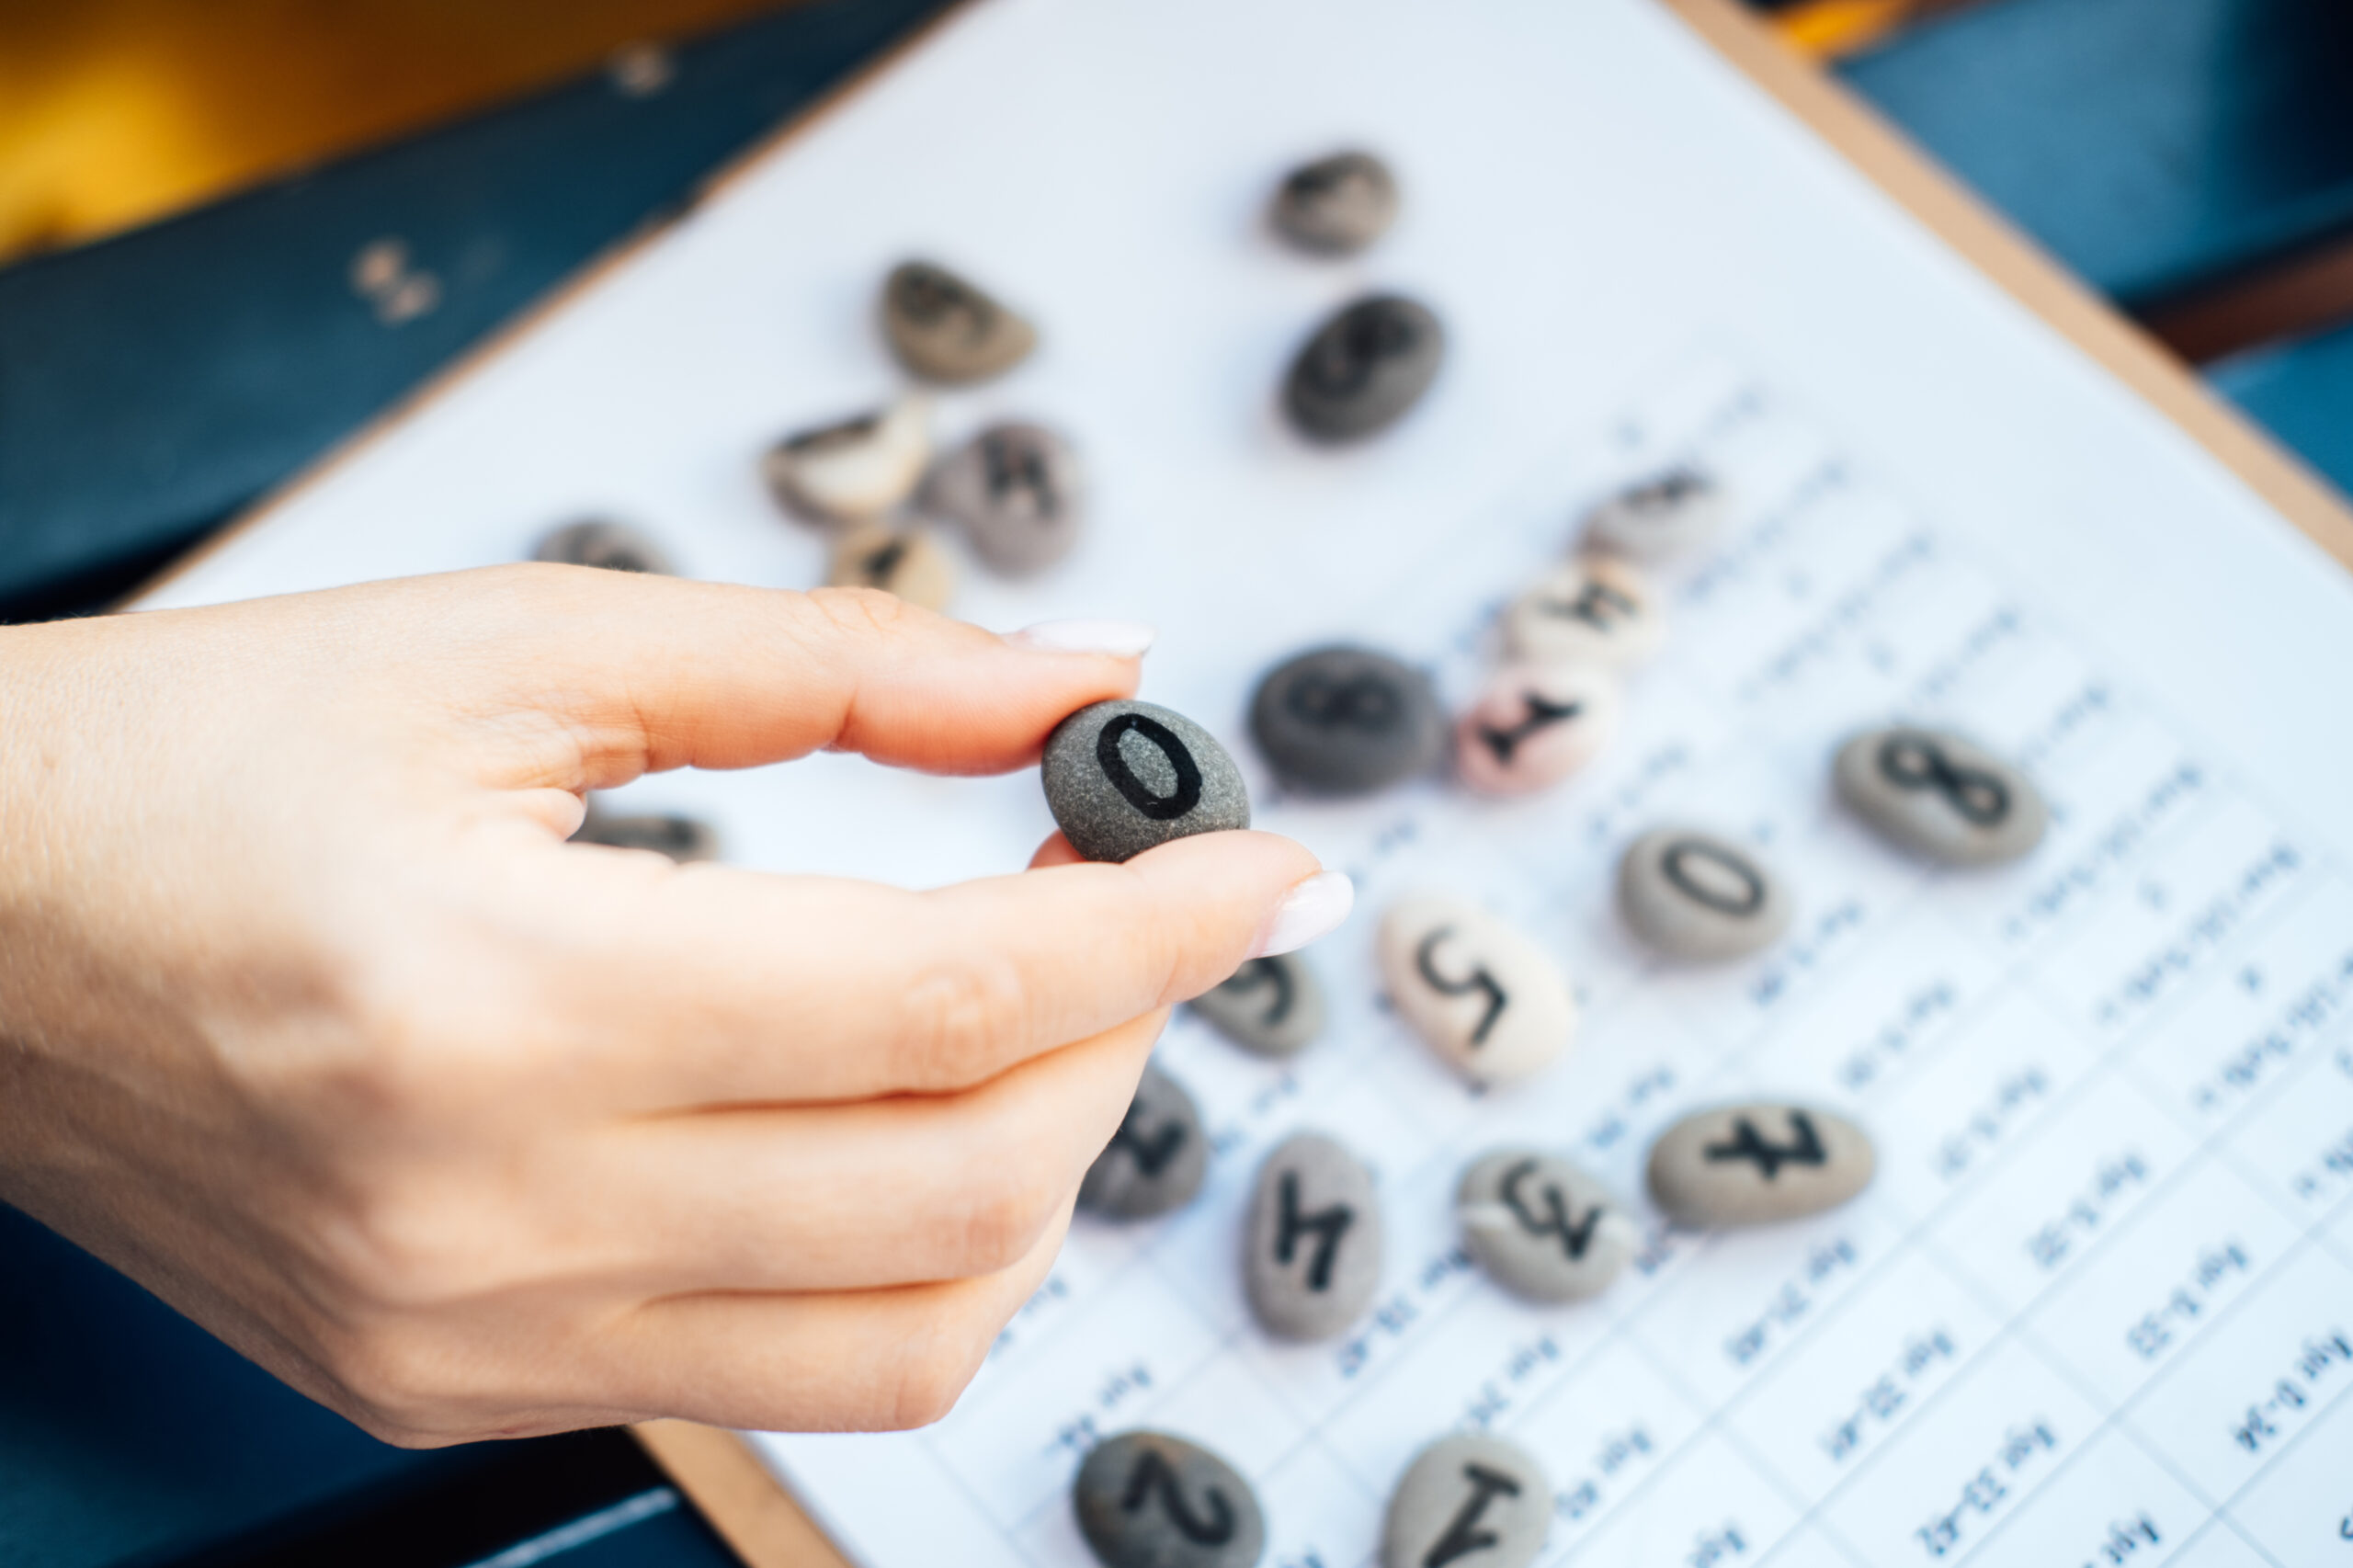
[1455,664,1622,795]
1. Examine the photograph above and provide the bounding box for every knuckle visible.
[805,585,915,642]
[897,950,1030,1085]
[324,1323,458,1437]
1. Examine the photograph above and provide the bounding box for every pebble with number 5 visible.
[1378,894,1577,1084]
[1042,699,1251,863]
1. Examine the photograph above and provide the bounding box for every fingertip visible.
[1028,833,1084,870]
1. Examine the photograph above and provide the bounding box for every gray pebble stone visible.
[1270,150,1400,256]
[1283,294,1445,442]
[761,397,930,526]
[1500,555,1664,669]
[1188,953,1325,1058]
[1646,1103,1875,1226]
[1456,1149,1636,1303]
[574,804,719,863]
[1042,700,1250,864]
[1074,1431,1265,1568]
[923,422,1085,575]
[1835,725,2048,866]
[1249,645,1446,796]
[1582,466,1727,562]
[533,520,673,575]
[1381,1435,1550,1568]
[1378,895,1578,1085]
[1078,1063,1209,1221]
[1617,826,1791,961]
[881,259,1037,384]
[1245,1131,1381,1341]
[824,524,955,611]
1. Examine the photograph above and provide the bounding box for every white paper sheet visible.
[142,1,2353,1563]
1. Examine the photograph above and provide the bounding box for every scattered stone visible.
[1079,1063,1209,1221]
[1283,294,1445,442]
[1616,826,1790,960]
[532,519,674,575]
[1189,953,1324,1059]
[1249,645,1445,795]
[761,397,930,526]
[1454,663,1622,797]
[1269,150,1400,256]
[1042,700,1250,864]
[923,422,1085,575]
[1381,1435,1550,1568]
[574,802,719,863]
[1646,1103,1874,1226]
[824,524,955,610]
[1581,467,1726,562]
[881,259,1037,384]
[1074,1430,1265,1568]
[1378,895,1577,1085]
[1835,725,2047,866]
[1501,555,1664,668]
[1245,1131,1381,1341]
[1455,1149,1635,1302]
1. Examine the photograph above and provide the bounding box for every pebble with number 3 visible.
[1378,894,1577,1084]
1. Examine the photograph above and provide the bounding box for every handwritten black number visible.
[1303,306,1420,399]
[1660,838,1766,917]
[1423,1463,1523,1568]
[856,537,908,585]
[1703,1111,1827,1181]
[981,431,1058,517]
[892,264,995,340]
[1218,957,1296,1027]
[1415,926,1510,1046]
[1274,1170,1354,1291]
[1120,1450,1236,1546]
[1106,1101,1187,1178]
[1097,713,1203,822]
[1877,734,2011,827]
[1540,578,1638,631]
[1500,1158,1604,1261]
[1284,671,1402,732]
[1478,692,1582,766]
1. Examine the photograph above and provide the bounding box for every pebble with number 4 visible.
[1378,895,1576,1084]
[1245,1131,1381,1341]
[1646,1103,1874,1226]
[1042,700,1250,863]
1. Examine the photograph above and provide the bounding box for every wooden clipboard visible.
[593,1,2352,1563]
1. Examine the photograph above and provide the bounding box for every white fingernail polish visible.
[1249,870,1355,958]
[1007,619,1156,657]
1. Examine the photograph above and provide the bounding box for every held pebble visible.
[1283,294,1445,442]
[1074,1430,1265,1568]
[923,422,1085,575]
[574,804,719,863]
[1835,725,2048,866]
[533,519,673,575]
[1269,150,1399,256]
[1456,1149,1635,1303]
[1381,1435,1551,1568]
[761,397,929,525]
[1245,1132,1381,1341]
[1189,953,1325,1059]
[1581,466,1726,562]
[824,524,955,610]
[1079,1063,1208,1221]
[1042,700,1250,864]
[1646,1103,1875,1226]
[1454,664,1622,797]
[1501,555,1664,669]
[1617,826,1791,960]
[1249,645,1446,796]
[881,259,1036,384]
[1378,896,1577,1085]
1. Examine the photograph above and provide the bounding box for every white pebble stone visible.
[1501,555,1665,668]
[1378,894,1577,1085]
[760,396,929,526]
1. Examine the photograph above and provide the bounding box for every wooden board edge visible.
[635,1421,853,1568]
[1659,0,2353,574]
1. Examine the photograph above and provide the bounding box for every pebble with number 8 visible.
[1041,699,1251,863]
[1835,724,2047,865]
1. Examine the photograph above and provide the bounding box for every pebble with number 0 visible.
[1381,1436,1551,1568]
[1074,1430,1265,1568]
[1078,1062,1208,1220]
[1379,895,1577,1084]
[1188,952,1324,1058]
[1835,724,2047,865]
[1617,825,1791,960]
[1582,466,1726,562]
[1454,664,1622,796]
[1647,1103,1875,1225]
[1042,700,1250,863]
[1245,1132,1381,1341]
[1456,1149,1635,1302]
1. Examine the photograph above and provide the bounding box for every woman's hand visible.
[0,566,1347,1446]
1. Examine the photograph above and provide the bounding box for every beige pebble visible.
[1646,1102,1874,1225]
[1454,663,1621,797]
[1502,555,1664,668]
[1378,894,1577,1084]
[824,525,955,610]
[761,396,929,526]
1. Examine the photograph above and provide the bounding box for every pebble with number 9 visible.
[1042,699,1251,863]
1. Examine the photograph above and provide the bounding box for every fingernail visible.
[1248,870,1355,958]
[1007,619,1156,657]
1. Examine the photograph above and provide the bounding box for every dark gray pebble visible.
[1245,1131,1381,1341]
[1456,1149,1634,1302]
[922,422,1085,575]
[574,803,719,863]
[1188,953,1324,1058]
[1834,725,2047,866]
[881,259,1036,384]
[1074,1431,1265,1568]
[1248,645,1445,796]
[1043,700,1250,863]
[1078,1063,1209,1221]
[1646,1103,1875,1226]
[1270,150,1399,256]
[1283,294,1445,442]
[1617,825,1791,960]
[533,520,673,575]
[1381,1435,1550,1568]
